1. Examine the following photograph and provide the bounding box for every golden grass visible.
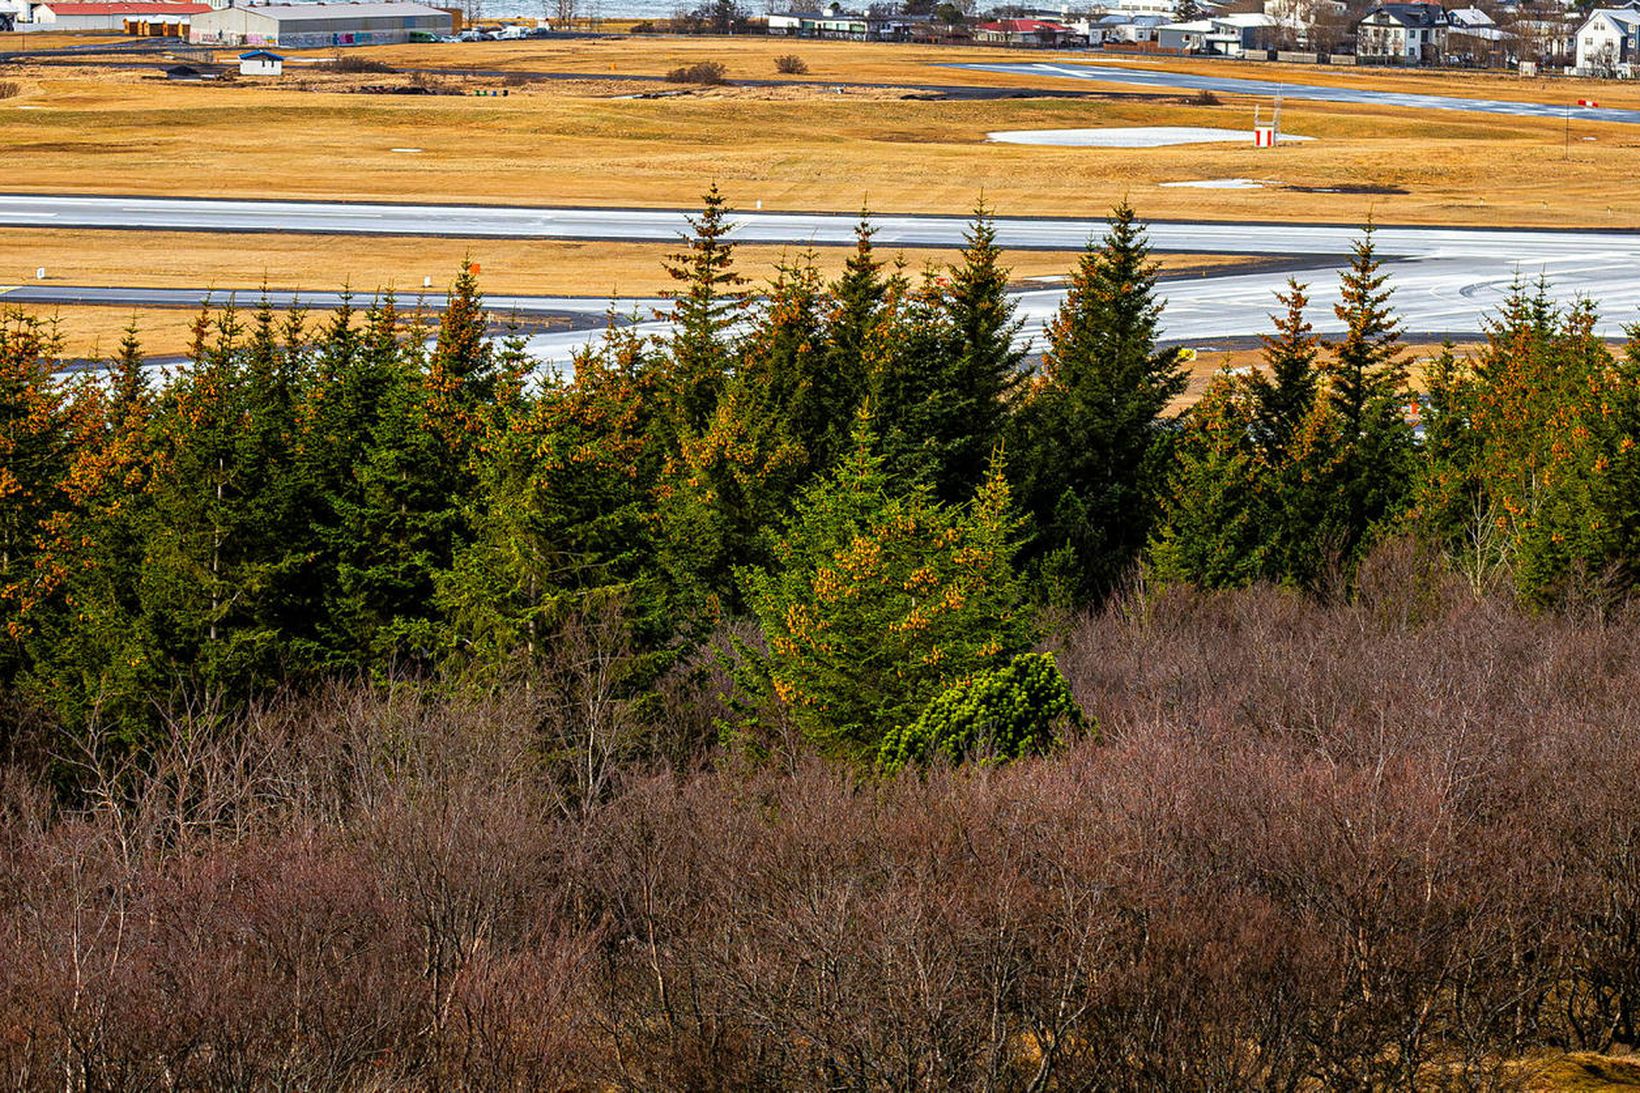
[0,229,1248,300]
[356,36,1640,111]
[0,31,127,51]
[1085,53,1640,112]
[4,62,1638,230]
[11,304,344,361]
[1515,1050,1640,1091]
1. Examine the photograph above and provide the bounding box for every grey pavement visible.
[2,195,1636,359]
[953,61,1640,126]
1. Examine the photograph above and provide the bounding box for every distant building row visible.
[766,0,1633,74]
[3,0,454,44]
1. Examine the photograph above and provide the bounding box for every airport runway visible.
[3,194,1637,355]
[953,62,1640,127]
[4,193,1640,262]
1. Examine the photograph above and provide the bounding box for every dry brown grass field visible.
[2,38,1639,230]
[12,303,347,360]
[0,229,1247,298]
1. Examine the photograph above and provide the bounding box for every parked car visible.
[495,24,529,39]
[457,27,494,40]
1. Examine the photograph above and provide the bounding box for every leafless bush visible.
[5,579,1640,1084]
[0,81,20,101]
[664,60,728,85]
[322,54,396,74]
[773,53,808,75]
[1187,88,1222,106]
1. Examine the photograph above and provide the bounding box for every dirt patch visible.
[1285,183,1410,195]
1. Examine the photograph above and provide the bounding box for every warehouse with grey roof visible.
[188,2,451,46]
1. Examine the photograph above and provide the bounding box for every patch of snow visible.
[987,127,1314,148]
[1159,178,1269,189]
[390,148,423,153]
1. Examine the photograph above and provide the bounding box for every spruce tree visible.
[1012,201,1186,607]
[1250,277,1320,459]
[818,212,885,471]
[941,202,1026,500]
[739,420,1033,761]
[653,256,819,618]
[868,205,1027,504]
[1148,372,1270,589]
[0,313,74,694]
[1321,223,1415,572]
[660,184,748,435]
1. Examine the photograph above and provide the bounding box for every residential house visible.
[1157,12,1278,55]
[1353,2,1448,62]
[1261,0,1347,49]
[766,2,921,40]
[1089,11,1169,41]
[1574,4,1640,74]
[971,17,1082,45]
[1444,6,1512,64]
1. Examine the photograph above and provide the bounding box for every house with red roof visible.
[972,17,1082,46]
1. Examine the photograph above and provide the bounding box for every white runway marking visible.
[988,126,1312,148]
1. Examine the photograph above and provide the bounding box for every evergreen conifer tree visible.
[660,184,748,435]
[1149,372,1270,588]
[1319,223,1416,572]
[1012,202,1186,607]
[1249,277,1320,459]
[739,419,1033,760]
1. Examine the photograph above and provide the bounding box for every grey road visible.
[2,192,1638,261]
[3,194,1636,354]
[953,61,1640,126]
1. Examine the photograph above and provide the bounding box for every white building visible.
[238,47,282,73]
[25,0,206,28]
[766,2,919,39]
[1354,2,1448,62]
[1157,11,1277,55]
[1575,5,1640,74]
[189,1,451,46]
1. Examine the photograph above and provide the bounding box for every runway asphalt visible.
[952,61,1640,127]
[2,194,1636,358]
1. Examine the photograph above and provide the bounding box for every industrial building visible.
[24,0,207,30]
[188,2,452,47]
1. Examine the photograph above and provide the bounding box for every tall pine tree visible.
[1012,201,1186,607]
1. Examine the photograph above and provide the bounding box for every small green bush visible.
[665,61,728,85]
[877,652,1087,775]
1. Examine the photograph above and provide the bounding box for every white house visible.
[1088,12,1168,40]
[1353,2,1448,62]
[1261,0,1346,47]
[1157,12,1277,55]
[238,48,282,74]
[766,2,919,40]
[1575,5,1640,75]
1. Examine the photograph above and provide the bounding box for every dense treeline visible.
[7,191,1640,767]
[5,191,1640,1085]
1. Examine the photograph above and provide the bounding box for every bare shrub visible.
[0,81,20,101]
[1187,88,1222,106]
[665,60,728,85]
[6,584,1640,1084]
[322,54,396,74]
[773,53,808,75]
